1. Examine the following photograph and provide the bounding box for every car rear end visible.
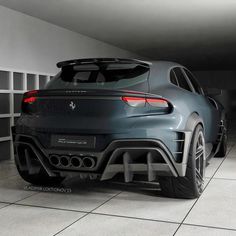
[12,59,187,183]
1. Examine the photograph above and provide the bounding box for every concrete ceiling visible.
[0,0,236,69]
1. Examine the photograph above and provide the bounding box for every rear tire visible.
[214,129,227,158]
[159,124,206,199]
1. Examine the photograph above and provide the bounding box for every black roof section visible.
[56,58,151,68]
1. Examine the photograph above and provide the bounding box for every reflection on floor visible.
[0,133,235,235]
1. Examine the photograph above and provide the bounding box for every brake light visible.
[122,96,169,108]
[23,90,38,104]
[23,97,37,104]
[122,96,146,107]
[21,90,39,114]
[146,98,169,108]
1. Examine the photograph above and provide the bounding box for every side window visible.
[170,70,178,86]
[183,69,202,94]
[173,68,192,92]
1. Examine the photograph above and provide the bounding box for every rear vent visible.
[173,132,185,163]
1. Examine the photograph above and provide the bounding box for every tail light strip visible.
[22,91,169,109]
[23,90,38,104]
[122,96,169,108]
[23,97,37,104]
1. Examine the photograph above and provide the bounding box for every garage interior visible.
[0,0,236,235]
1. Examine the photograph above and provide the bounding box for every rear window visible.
[46,63,150,92]
[173,68,192,92]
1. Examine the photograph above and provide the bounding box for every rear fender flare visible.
[185,112,204,134]
[175,113,204,176]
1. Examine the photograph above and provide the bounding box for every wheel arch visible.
[185,112,204,134]
[174,112,205,177]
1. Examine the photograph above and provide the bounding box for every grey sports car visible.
[12,58,227,199]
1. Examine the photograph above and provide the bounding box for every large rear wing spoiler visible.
[57,58,151,68]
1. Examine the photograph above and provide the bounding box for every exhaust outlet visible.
[83,157,96,168]
[49,155,60,167]
[60,155,70,167]
[71,156,83,168]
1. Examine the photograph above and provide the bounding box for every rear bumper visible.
[12,130,192,182]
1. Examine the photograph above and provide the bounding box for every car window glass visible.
[173,68,192,92]
[46,64,149,92]
[184,69,202,94]
[170,70,178,86]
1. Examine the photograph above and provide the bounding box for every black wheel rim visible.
[195,131,206,193]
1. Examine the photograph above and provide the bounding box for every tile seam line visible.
[53,212,90,236]
[0,191,40,211]
[0,200,182,226]
[0,200,181,226]
[2,202,90,214]
[0,191,123,215]
[53,190,123,236]
[182,222,236,232]
[90,211,180,225]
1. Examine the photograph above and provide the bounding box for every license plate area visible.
[51,135,96,148]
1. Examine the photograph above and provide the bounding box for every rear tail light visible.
[22,90,38,113]
[122,96,146,107]
[23,96,37,104]
[146,98,169,108]
[122,96,171,112]
[23,90,38,104]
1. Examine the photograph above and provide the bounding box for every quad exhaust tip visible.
[71,156,83,168]
[60,155,70,167]
[49,155,96,169]
[49,154,60,167]
[83,156,96,168]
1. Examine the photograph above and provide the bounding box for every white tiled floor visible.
[94,191,196,223]
[58,214,179,236]
[0,134,235,235]
[214,146,236,180]
[0,205,84,236]
[0,175,37,203]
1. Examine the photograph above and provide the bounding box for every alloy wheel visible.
[195,131,206,193]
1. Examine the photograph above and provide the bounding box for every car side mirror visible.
[205,88,222,96]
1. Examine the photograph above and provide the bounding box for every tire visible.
[159,124,206,199]
[16,164,64,186]
[214,127,227,158]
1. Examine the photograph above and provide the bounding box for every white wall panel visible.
[0,6,141,75]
